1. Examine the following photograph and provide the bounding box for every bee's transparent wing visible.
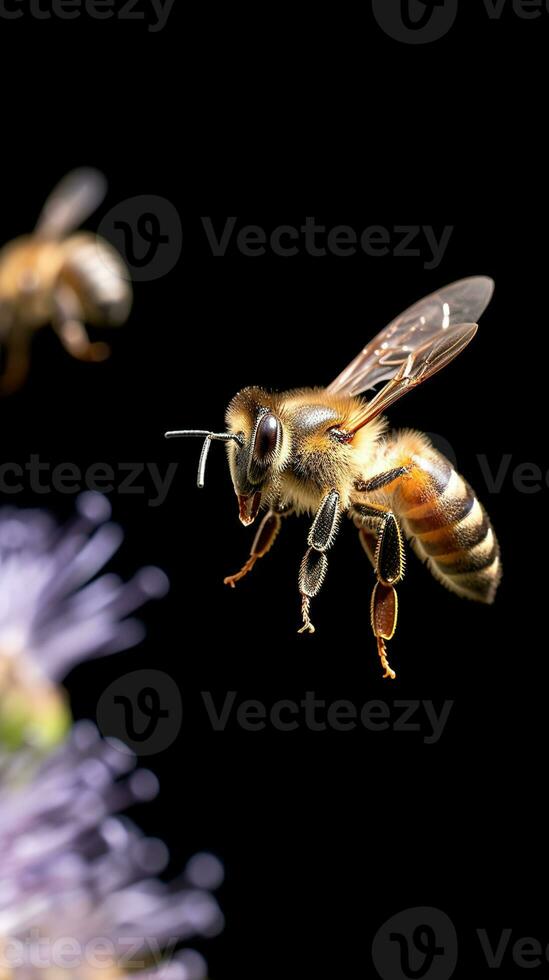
[35,168,107,239]
[327,276,494,396]
[345,322,478,432]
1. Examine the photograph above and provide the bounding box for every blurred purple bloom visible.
[0,722,224,978]
[0,493,169,749]
[0,492,168,678]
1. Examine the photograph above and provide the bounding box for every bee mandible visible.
[0,169,132,394]
[166,277,501,679]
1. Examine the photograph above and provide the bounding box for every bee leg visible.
[224,509,287,587]
[52,285,110,363]
[298,490,340,635]
[0,328,32,396]
[355,466,410,493]
[371,584,398,681]
[353,504,405,679]
[352,501,392,570]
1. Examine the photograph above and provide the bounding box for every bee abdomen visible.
[395,450,501,604]
[59,233,132,325]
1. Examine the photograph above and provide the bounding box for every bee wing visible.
[344,322,478,433]
[327,276,494,397]
[35,168,107,239]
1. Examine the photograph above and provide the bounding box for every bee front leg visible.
[224,506,292,588]
[52,284,110,363]
[298,490,340,635]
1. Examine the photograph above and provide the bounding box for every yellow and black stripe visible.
[394,450,501,603]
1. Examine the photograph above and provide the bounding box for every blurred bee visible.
[166,277,501,679]
[0,168,132,395]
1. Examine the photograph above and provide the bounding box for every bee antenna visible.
[164,430,243,488]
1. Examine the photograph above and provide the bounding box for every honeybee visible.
[166,277,501,679]
[0,168,132,394]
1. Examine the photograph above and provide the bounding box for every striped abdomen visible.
[59,233,132,326]
[394,449,501,603]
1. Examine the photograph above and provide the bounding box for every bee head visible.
[225,387,285,525]
[164,387,287,527]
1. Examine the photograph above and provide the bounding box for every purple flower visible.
[0,494,169,750]
[0,722,224,978]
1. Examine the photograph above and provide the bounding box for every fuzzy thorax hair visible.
[225,385,387,514]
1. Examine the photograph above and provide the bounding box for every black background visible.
[1,4,547,978]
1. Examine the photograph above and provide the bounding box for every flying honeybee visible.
[166,277,501,679]
[0,168,132,394]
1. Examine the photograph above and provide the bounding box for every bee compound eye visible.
[254,414,280,461]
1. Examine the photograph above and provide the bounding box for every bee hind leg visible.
[353,504,405,680]
[224,508,289,588]
[53,284,110,363]
[371,583,398,681]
